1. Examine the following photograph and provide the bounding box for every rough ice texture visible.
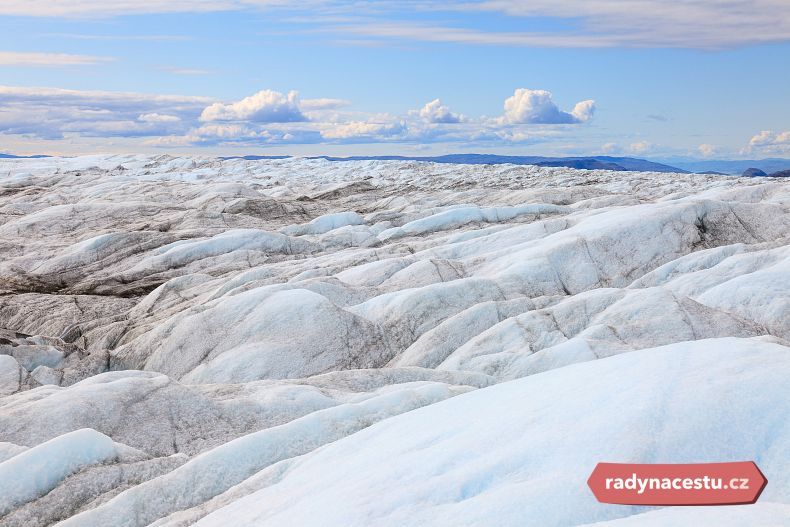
[0,155,788,526]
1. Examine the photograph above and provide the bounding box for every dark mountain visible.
[742,168,768,177]
[769,169,790,178]
[585,156,688,172]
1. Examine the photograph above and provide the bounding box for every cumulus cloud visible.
[570,99,595,123]
[502,89,594,124]
[746,130,790,154]
[200,90,306,123]
[415,99,462,123]
[198,90,350,123]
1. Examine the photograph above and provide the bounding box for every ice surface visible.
[0,155,787,525]
[190,339,790,527]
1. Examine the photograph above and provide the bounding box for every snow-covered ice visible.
[0,154,788,526]
[189,339,790,527]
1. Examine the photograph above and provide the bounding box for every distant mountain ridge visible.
[0,153,50,159]
[9,152,788,176]
[226,154,687,173]
[311,154,689,173]
[666,158,790,175]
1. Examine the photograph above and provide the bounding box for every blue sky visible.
[0,1,788,158]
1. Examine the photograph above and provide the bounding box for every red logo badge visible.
[587,462,767,505]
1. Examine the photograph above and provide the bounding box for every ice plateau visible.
[0,154,788,526]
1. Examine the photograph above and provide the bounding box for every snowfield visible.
[0,155,788,526]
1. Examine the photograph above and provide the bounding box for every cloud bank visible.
[0,86,209,140]
[0,85,593,148]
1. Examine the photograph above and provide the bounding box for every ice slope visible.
[188,339,790,527]
[0,155,788,525]
[60,383,469,527]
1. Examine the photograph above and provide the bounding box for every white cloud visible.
[200,89,306,123]
[0,85,209,139]
[320,120,405,140]
[0,51,113,66]
[3,1,789,50]
[0,84,593,149]
[169,122,322,146]
[330,22,621,48]
[749,130,790,147]
[502,89,594,124]
[746,130,790,154]
[629,141,655,154]
[444,1,790,49]
[697,143,718,157]
[194,123,256,138]
[138,113,181,122]
[570,100,595,123]
[416,99,462,123]
[0,85,212,108]
[0,85,349,145]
